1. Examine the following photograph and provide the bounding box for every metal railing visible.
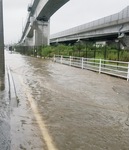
[54,55,129,81]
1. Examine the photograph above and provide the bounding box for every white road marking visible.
[19,75,58,150]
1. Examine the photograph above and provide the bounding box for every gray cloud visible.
[3,0,31,44]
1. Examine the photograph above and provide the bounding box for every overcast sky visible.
[3,0,129,44]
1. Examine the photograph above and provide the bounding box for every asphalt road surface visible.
[3,51,129,150]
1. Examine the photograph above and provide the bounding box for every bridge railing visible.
[54,55,129,81]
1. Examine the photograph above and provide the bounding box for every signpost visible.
[0,0,5,89]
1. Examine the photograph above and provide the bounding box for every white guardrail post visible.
[99,59,101,73]
[54,55,129,81]
[70,56,71,66]
[61,55,63,64]
[127,62,129,81]
[54,54,56,62]
[82,57,84,69]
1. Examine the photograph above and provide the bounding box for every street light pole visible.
[0,0,5,76]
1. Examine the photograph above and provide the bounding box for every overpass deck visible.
[50,6,129,43]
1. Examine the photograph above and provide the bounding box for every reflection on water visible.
[0,75,5,91]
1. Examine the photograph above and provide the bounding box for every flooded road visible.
[5,51,129,150]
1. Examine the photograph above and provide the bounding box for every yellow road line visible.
[19,75,57,150]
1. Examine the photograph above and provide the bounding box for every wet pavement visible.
[2,51,129,150]
[0,73,10,149]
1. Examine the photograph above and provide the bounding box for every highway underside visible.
[3,51,129,150]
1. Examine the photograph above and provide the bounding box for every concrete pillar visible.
[0,0,5,89]
[33,20,50,46]
[123,35,129,49]
[24,37,33,46]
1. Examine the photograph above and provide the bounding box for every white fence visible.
[54,55,129,81]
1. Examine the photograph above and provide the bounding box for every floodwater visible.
[4,51,129,150]
[0,70,10,149]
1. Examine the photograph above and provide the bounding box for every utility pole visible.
[0,0,4,76]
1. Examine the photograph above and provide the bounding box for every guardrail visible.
[54,55,129,81]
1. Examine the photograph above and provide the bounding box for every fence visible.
[54,55,129,81]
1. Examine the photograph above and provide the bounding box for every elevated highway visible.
[20,0,69,46]
[50,6,129,48]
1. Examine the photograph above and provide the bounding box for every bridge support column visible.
[33,20,50,46]
[123,35,129,49]
[24,37,33,46]
[119,34,129,49]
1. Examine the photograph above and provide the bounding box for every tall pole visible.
[0,0,4,76]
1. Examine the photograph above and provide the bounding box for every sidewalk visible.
[0,73,10,150]
[6,52,47,149]
[0,51,47,150]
